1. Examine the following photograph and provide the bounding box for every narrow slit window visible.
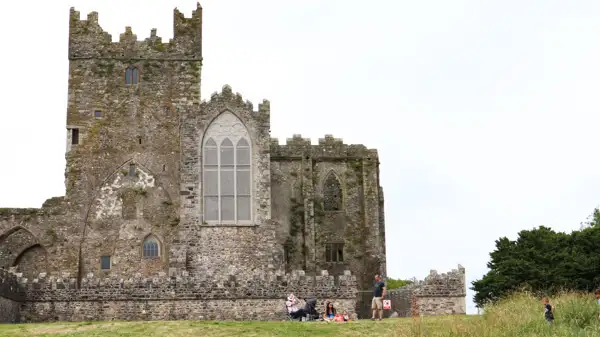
[132,67,139,85]
[125,66,140,85]
[71,128,79,145]
[323,172,343,211]
[129,164,136,178]
[137,136,142,145]
[100,256,111,270]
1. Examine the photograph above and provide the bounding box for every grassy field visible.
[0,292,598,336]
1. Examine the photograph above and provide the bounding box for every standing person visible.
[542,296,554,325]
[371,274,386,321]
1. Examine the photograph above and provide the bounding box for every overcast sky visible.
[2,0,600,315]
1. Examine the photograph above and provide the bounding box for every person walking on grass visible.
[371,274,386,321]
[542,296,554,325]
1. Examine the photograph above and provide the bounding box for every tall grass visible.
[408,291,600,337]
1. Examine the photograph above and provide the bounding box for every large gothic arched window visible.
[323,172,343,211]
[202,112,252,224]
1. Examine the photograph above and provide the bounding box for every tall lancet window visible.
[202,112,253,224]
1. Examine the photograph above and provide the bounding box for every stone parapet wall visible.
[0,268,24,302]
[21,270,356,302]
[14,269,357,322]
[0,268,24,323]
[357,265,466,318]
[22,299,357,323]
[412,265,466,298]
[406,265,466,316]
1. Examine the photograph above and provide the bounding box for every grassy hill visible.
[1,292,598,336]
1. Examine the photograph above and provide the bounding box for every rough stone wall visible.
[0,269,24,323]
[270,135,385,290]
[0,199,77,278]
[65,6,202,280]
[357,265,467,318]
[19,269,357,322]
[177,85,279,279]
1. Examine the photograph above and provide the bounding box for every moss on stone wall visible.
[0,208,40,217]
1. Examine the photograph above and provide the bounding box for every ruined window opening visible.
[129,163,136,178]
[143,237,160,258]
[137,136,142,145]
[94,110,102,118]
[283,242,291,265]
[202,112,253,225]
[162,164,166,172]
[323,172,343,211]
[100,255,111,270]
[71,128,79,145]
[325,243,344,262]
[125,66,140,85]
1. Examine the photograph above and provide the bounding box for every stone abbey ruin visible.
[0,3,466,322]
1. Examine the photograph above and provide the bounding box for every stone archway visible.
[13,244,48,279]
[0,227,48,278]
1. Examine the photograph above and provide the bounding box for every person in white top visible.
[286,294,307,319]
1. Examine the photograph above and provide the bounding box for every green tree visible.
[580,207,600,228]
[472,224,600,308]
[386,277,413,290]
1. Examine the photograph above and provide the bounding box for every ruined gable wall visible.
[0,199,79,279]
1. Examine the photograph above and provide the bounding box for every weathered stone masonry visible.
[0,3,465,322]
[358,265,467,318]
[0,269,23,323]
[17,270,356,322]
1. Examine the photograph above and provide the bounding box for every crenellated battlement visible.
[16,269,357,302]
[68,3,202,60]
[202,85,270,117]
[270,134,379,159]
[362,265,467,318]
[410,264,466,297]
[0,268,24,302]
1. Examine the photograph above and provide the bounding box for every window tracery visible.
[202,112,252,224]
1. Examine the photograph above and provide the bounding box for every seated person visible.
[286,294,307,319]
[342,310,350,322]
[323,301,336,321]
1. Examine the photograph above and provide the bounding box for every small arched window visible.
[125,66,139,85]
[142,236,159,258]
